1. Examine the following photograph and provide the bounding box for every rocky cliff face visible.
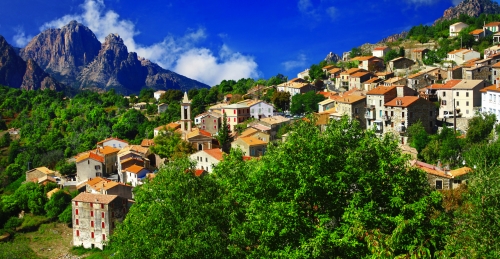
[324,52,341,63]
[434,0,500,24]
[20,20,101,86]
[378,32,408,44]
[0,36,64,90]
[78,33,207,94]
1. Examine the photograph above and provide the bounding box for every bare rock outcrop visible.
[434,0,500,24]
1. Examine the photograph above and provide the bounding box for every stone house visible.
[362,77,383,91]
[421,80,461,119]
[383,96,437,142]
[84,177,133,200]
[158,103,168,114]
[221,103,252,132]
[26,167,56,182]
[469,29,488,41]
[190,148,224,173]
[257,115,291,141]
[411,49,430,61]
[231,136,267,157]
[72,193,129,249]
[329,95,367,129]
[383,77,407,86]
[186,128,214,151]
[365,85,398,131]
[318,98,336,112]
[351,56,384,72]
[194,112,221,136]
[337,68,367,89]
[153,122,181,137]
[239,127,271,143]
[407,67,445,90]
[411,160,471,190]
[388,57,415,71]
[277,78,315,97]
[117,145,152,183]
[349,71,375,90]
[447,49,481,65]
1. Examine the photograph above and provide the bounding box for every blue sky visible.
[0,0,494,86]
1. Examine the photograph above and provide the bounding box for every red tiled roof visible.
[73,193,119,204]
[203,148,224,161]
[125,165,145,174]
[195,169,207,177]
[385,96,420,108]
[367,85,396,95]
[97,137,129,145]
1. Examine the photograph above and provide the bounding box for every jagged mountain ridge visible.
[18,21,209,94]
[0,36,64,91]
[435,0,500,24]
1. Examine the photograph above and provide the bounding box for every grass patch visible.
[0,238,40,259]
[71,246,114,258]
[3,176,24,194]
[19,215,50,232]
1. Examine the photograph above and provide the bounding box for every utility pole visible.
[453,98,457,133]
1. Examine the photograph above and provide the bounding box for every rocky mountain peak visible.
[434,0,500,24]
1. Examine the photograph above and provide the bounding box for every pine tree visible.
[217,113,230,153]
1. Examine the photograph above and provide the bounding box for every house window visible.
[202,126,206,129]
[355,108,358,114]
[91,232,94,239]
[442,100,447,105]
[430,111,433,116]
[435,180,443,190]
[76,230,79,237]
[102,212,105,218]
[466,92,469,97]
[101,204,104,209]
[456,101,459,106]
[379,100,382,106]
[76,219,79,225]
[443,91,446,97]
[402,112,405,118]
[233,110,236,114]
[76,209,78,215]
[409,112,413,118]
[234,118,236,122]
[75,201,78,206]
[214,126,217,129]
[430,121,433,128]
[466,101,469,106]
[206,158,208,162]
[102,222,105,228]
[456,92,459,97]
[214,119,216,123]
[90,203,93,208]
[91,221,94,227]
[95,165,100,170]
[202,119,205,124]
[91,211,94,217]
[103,234,106,241]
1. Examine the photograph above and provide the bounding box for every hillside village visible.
[3,10,500,259]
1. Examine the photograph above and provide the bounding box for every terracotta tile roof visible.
[485,22,500,27]
[240,127,259,138]
[452,80,484,90]
[46,188,60,199]
[86,177,108,187]
[251,123,272,131]
[34,167,55,175]
[155,122,181,131]
[448,49,468,55]
[97,137,129,145]
[238,136,267,146]
[385,96,420,108]
[120,157,145,164]
[38,175,57,184]
[373,46,388,51]
[125,165,146,174]
[102,181,122,190]
[492,61,500,68]
[412,160,452,179]
[469,29,484,35]
[187,128,213,140]
[413,49,428,53]
[118,145,150,155]
[367,85,396,95]
[340,68,363,75]
[97,146,120,155]
[73,193,119,205]
[384,77,405,84]
[322,65,336,70]
[462,58,481,67]
[327,68,341,74]
[450,167,472,177]
[336,95,366,104]
[203,148,224,161]
[351,56,378,61]
[364,77,382,84]
[481,84,500,93]
[351,71,370,78]
[195,169,207,177]
[259,115,290,125]
[141,139,155,147]
[317,91,338,99]
[75,152,104,163]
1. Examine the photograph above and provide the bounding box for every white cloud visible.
[12,27,33,47]
[38,0,259,86]
[326,7,338,21]
[281,54,307,71]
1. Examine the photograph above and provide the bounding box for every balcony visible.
[365,111,375,120]
[365,104,375,109]
[383,115,391,121]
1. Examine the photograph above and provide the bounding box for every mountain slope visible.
[0,36,64,91]
[434,0,500,24]
[20,21,209,94]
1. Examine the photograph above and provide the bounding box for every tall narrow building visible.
[180,92,192,137]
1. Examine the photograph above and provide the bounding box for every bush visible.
[3,216,23,230]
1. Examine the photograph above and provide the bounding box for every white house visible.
[76,152,104,185]
[277,78,316,97]
[480,81,500,118]
[190,148,224,173]
[123,164,149,187]
[238,100,275,119]
[96,137,129,149]
[153,90,166,101]
[372,46,389,58]
[449,22,469,37]
[447,49,481,65]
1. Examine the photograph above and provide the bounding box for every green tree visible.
[150,128,196,159]
[110,158,232,259]
[270,91,291,111]
[308,64,324,81]
[384,49,399,63]
[407,121,430,154]
[466,113,496,143]
[216,113,231,153]
[350,47,362,58]
[45,190,72,219]
[0,132,11,148]
[290,91,325,115]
